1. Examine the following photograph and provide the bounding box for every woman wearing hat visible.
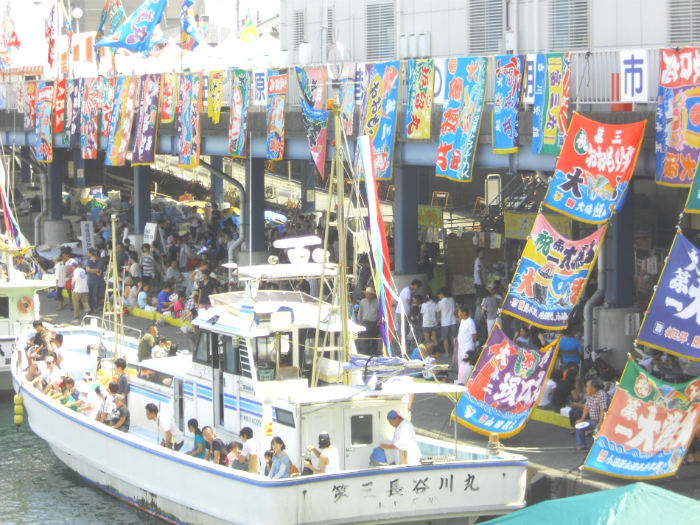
[357,286,380,356]
[305,433,340,474]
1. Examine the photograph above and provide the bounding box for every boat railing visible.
[80,315,143,340]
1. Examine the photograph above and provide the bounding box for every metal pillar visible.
[245,157,265,253]
[49,149,64,220]
[417,168,430,205]
[133,165,151,235]
[73,150,85,188]
[301,159,316,213]
[394,165,419,275]
[606,183,635,308]
[210,155,224,204]
[20,146,31,184]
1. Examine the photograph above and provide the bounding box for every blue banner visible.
[492,54,524,154]
[638,233,700,359]
[531,53,545,155]
[95,0,166,53]
[435,57,487,182]
[266,69,288,161]
[181,0,205,50]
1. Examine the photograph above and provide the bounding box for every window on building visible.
[668,0,700,46]
[350,414,373,445]
[327,7,335,46]
[549,0,590,51]
[293,9,306,49]
[366,2,395,61]
[468,0,505,55]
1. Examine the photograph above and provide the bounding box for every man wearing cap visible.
[110,395,130,432]
[75,383,100,419]
[357,287,380,355]
[481,284,502,335]
[380,410,422,465]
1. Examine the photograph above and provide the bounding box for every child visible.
[56,387,79,411]
[263,449,274,476]
[458,350,479,386]
[54,257,67,310]
[153,337,170,358]
[422,348,449,382]
[515,326,530,347]
[173,292,186,319]
[420,294,439,345]
[228,442,247,471]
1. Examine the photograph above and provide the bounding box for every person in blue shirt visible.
[185,419,207,460]
[268,436,291,479]
[157,284,175,313]
[559,327,583,366]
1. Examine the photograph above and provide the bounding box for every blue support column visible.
[210,156,224,204]
[20,146,31,184]
[605,183,635,308]
[73,150,85,188]
[417,168,431,205]
[301,159,316,213]
[394,165,419,275]
[245,158,266,253]
[133,165,152,234]
[49,149,64,220]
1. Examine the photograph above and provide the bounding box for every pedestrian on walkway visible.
[357,287,380,355]
[481,284,501,336]
[71,261,89,321]
[396,280,421,332]
[420,294,439,346]
[54,256,67,310]
[140,244,155,287]
[474,247,487,299]
[86,249,104,313]
[436,288,457,358]
[574,378,607,451]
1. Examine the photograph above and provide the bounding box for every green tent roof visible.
[485,483,700,525]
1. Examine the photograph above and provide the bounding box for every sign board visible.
[417,205,443,228]
[80,221,95,253]
[252,69,267,107]
[143,222,158,247]
[625,313,641,336]
[504,212,572,240]
[354,62,366,105]
[523,54,536,104]
[619,49,648,103]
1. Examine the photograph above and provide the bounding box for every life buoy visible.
[18,296,33,314]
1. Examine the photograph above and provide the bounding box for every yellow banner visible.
[418,205,443,228]
[504,212,571,240]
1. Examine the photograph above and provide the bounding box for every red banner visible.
[53,78,66,133]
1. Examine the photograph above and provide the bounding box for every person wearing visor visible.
[305,432,340,474]
[380,410,422,465]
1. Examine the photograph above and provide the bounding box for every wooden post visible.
[248,452,258,474]
[399,449,408,465]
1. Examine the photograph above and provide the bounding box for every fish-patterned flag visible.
[207,70,224,124]
[435,57,487,182]
[100,77,117,137]
[355,61,401,180]
[95,0,125,69]
[455,323,559,438]
[64,79,82,148]
[637,232,700,360]
[229,70,250,158]
[105,76,129,166]
[266,69,288,161]
[543,113,646,224]
[80,78,100,160]
[53,79,66,133]
[178,72,202,168]
[180,0,206,51]
[115,76,140,165]
[132,74,161,165]
[296,67,327,178]
[656,47,700,187]
[584,360,700,479]
[160,72,177,123]
[35,82,54,163]
[338,64,355,136]
[24,81,36,130]
[502,213,607,330]
[404,58,434,139]
[0,4,21,69]
[492,54,525,154]
[95,0,167,54]
[532,52,571,155]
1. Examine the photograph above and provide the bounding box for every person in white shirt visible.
[420,294,439,346]
[456,306,478,384]
[75,383,101,419]
[305,432,340,474]
[474,247,487,299]
[538,376,557,410]
[71,261,90,321]
[395,279,421,330]
[25,355,62,394]
[437,288,457,357]
[380,410,422,465]
[165,260,184,290]
[230,427,258,471]
[54,257,67,310]
[146,403,185,451]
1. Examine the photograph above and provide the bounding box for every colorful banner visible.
[355,61,401,180]
[132,73,160,165]
[95,0,125,69]
[95,0,167,54]
[435,57,487,182]
[35,82,54,163]
[656,47,700,187]
[45,6,56,69]
[80,78,100,160]
[502,214,606,330]
[160,72,177,123]
[543,113,646,223]
[63,79,81,148]
[492,54,525,154]
[178,72,202,168]
[53,79,66,133]
[0,5,21,69]
[115,76,139,165]
[532,52,571,156]
[456,324,558,438]
[504,212,572,240]
[583,360,700,479]
[181,0,205,51]
[637,233,700,360]
[101,76,117,137]
[24,81,36,130]
[207,70,224,124]
[418,205,444,228]
[229,69,250,158]
[339,73,355,136]
[266,69,288,161]
[105,76,128,166]
[685,165,700,213]
[239,11,258,46]
[296,67,327,178]
[404,58,434,139]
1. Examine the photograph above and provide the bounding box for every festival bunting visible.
[532,52,571,155]
[239,11,258,46]
[64,79,81,148]
[105,76,128,166]
[435,56,487,182]
[338,65,355,136]
[296,67,328,178]
[115,77,139,165]
[95,0,167,54]
[80,78,99,160]
[229,69,250,158]
[656,47,700,186]
[24,82,36,131]
[160,73,177,123]
[583,360,700,479]
[455,323,559,437]
[100,77,117,137]
[404,59,434,140]
[53,79,66,133]
[355,61,401,180]
[637,233,700,360]
[178,72,202,168]
[266,69,288,161]
[45,6,56,69]
[95,0,125,69]
[132,73,160,165]
[543,113,646,223]
[0,5,21,69]
[207,71,224,124]
[35,82,54,163]
[492,54,525,154]
[502,213,606,330]
[358,135,394,355]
